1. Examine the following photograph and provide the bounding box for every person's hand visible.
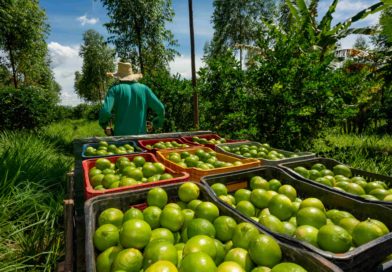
[104,127,113,136]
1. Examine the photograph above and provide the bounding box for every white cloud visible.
[77,15,99,26]
[169,55,204,79]
[48,42,83,106]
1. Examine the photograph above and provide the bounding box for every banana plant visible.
[284,0,391,57]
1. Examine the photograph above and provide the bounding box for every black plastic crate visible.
[201,167,392,272]
[216,141,315,165]
[279,157,392,208]
[81,140,145,159]
[84,182,342,272]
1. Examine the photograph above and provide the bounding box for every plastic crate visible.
[201,166,392,272]
[180,133,245,150]
[216,141,316,165]
[84,182,342,272]
[82,153,189,199]
[279,157,392,208]
[82,140,145,159]
[156,146,260,181]
[137,137,193,153]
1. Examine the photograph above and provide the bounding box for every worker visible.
[99,62,165,136]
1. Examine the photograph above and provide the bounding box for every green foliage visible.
[71,103,101,120]
[75,29,116,103]
[0,86,59,130]
[141,71,194,132]
[210,0,275,66]
[311,131,392,176]
[101,0,178,74]
[198,51,257,140]
[0,0,58,91]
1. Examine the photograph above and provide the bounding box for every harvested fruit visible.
[191,136,227,145]
[145,140,189,150]
[210,177,390,254]
[292,163,392,201]
[92,182,309,271]
[220,143,299,160]
[84,141,139,157]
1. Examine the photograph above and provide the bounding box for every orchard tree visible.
[209,0,274,67]
[100,0,178,74]
[0,0,55,89]
[75,29,115,103]
[353,36,369,51]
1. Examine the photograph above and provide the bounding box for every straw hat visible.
[106,62,143,81]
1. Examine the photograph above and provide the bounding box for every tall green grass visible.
[311,131,392,176]
[0,119,103,270]
[38,119,104,155]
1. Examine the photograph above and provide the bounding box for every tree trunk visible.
[8,46,18,88]
[135,20,144,74]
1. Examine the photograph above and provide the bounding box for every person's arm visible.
[146,86,165,128]
[99,87,115,129]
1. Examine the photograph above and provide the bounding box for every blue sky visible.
[39,0,381,106]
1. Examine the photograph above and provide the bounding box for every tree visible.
[100,0,178,74]
[0,0,52,89]
[209,0,274,67]
[272,0,387,59]
[75,29,115,103]
[353,36,369,51]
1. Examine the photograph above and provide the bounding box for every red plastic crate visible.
[156,146,260,181]
[180,133,247,150]
[82,153,189,199]
[137,137,194,153]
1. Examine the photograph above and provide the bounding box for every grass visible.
[311,130,392,176]
[0,119,102,271]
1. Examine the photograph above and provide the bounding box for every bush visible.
[142,71,194,132]
[0,86,58,130]
[72,103,101,120]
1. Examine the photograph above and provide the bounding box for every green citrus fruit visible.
[187,199,202,211]
[217,261,246,272]
[147,187,168,209]
[180,252,217,272]
[294,167,309,179]
[294,225,319,247]
[258,214,284,234]
[326,209,354,225]
[248,234,282,267]
[150,228,175,244]
[299,198,325,211]
[232,222,259,249]
[187,218,216,238]
[317,224,352,253]
[96,246,122,272]
[143,240,178,269]
[98,208,124,228]
[333,165,352,178]
[195,202,220,222]
[211,183,228,196]
[268,194,293,221]
[352,220,384,246]
[296,207,326,229]
[282,222,296,236]
[160,206,185,232]
[338,217,360,235]
[111,248,143,272]
[143,206,162,229]
[250,176,269,190]
[214,216,237,242]
[224,248,254,272]
[271,262,307,272]
[93,224,119,252]
[183,235,217,259]
[278,185,297,201]
[179,182,200,202]
[133,156,146,167]
[95,158,112,170]
[120,219,151,249]
[236,200,256,217]
[146,260,178,272]
[268,179,282,191]
[234,189,252,203]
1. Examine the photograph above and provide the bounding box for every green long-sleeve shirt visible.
[99,82,165,136]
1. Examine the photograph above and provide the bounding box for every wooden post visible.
[188,0,199,128]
